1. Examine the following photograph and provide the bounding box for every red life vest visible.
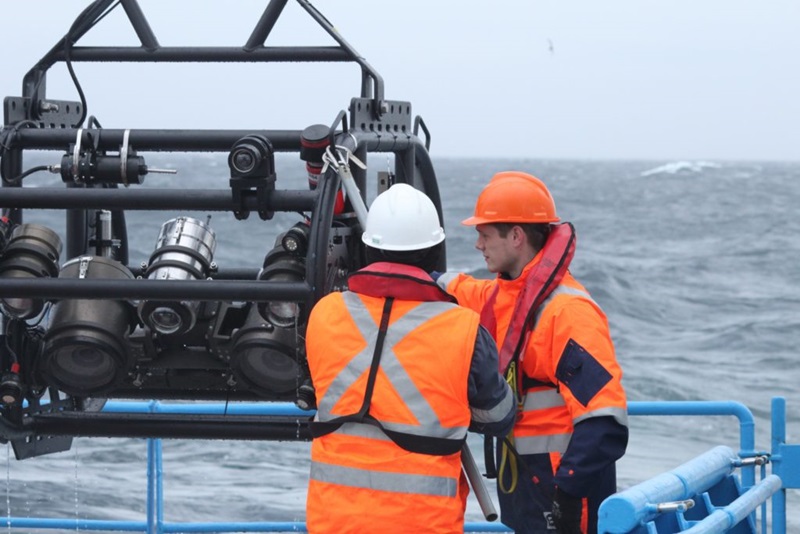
[348,262,456,303]
[480,222,576,374]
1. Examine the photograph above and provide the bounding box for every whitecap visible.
[640,160,722,177]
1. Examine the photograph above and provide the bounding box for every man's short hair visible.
[494,223,551,251]
[365,242,443,273]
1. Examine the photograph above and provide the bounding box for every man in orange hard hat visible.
[435,171,629,534]
[305,184,516,533]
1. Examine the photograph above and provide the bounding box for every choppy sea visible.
[4,155,799,531]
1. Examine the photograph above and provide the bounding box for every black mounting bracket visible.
[3,97,84,129]
[349,98,412,133]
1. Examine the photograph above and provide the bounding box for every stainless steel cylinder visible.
[146,216,216,281]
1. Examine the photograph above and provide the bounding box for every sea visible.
[3,154,799,532]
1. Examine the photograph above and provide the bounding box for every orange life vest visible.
[305,262,478,533]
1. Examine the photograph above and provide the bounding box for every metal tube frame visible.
[20,0,385,112]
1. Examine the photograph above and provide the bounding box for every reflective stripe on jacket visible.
[306,264,479,533]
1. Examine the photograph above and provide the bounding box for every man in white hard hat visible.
[305,183,515,533]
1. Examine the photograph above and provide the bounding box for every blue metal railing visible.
[627,401,759,489]
[597,446,782,534]
[4,399,793,533]
[598,397,795,534]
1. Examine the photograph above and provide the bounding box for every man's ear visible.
[511,225,526,246]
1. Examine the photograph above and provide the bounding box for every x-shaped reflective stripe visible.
[317,292,465,440]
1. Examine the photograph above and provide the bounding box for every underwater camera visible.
[228,134,275,179]
[228,135,277,220]
[209,222,309,399]
[15,213,315,402]
[0,223,62,320]
[138,216,217,335]
[41,256,137,396]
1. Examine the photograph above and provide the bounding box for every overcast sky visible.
[2,1,798,162]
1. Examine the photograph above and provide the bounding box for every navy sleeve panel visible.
[468,325,516,437]
[553,416,629,497]
[555,338,613,407]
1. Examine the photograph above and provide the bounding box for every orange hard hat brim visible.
[461,215,487,226]
[461,215,560,226]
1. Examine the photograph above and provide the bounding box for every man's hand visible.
[551,487,582,534]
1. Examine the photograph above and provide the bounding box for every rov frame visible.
[0,0,445,459]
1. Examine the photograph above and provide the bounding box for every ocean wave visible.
[640,160,722,177]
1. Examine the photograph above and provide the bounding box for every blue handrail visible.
[599,445,739,531]
[598,397,794,534]
[4,399,791,534]
[627,400,758,489]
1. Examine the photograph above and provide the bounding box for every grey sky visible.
[2,1,798,162]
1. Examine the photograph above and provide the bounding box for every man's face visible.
[474,224,516,274]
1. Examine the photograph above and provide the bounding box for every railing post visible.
[771,397,787,534]
[147,438,156,534]
[146,400,165,534]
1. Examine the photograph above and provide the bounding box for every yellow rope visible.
[498,362,521,494]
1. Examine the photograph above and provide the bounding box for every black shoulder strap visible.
[310,297,394,438]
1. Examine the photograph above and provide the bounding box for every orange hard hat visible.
[461,171,559,225]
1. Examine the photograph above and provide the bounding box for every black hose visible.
[3,165,51,185]
[63,0,122,127]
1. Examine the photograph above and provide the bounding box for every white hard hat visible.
[362,184,445,251]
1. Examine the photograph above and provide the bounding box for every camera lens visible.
[228,135,274,182]
[234,343,299,394]
[49,342,118,393]
[268,301,300,327]
[150,306,183,334]
[231,148,256,174]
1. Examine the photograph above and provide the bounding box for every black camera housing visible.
[228,135,276,179]
[228,135,277,220]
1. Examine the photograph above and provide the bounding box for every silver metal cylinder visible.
[95,210,113,258]
[147,216,216,281]
[140,217,216,335]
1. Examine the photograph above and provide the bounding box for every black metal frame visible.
[0,0,444,458]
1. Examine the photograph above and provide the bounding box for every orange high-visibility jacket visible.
[438,256,628,463]
[305,268,480,533]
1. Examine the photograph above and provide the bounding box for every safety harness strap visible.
[310,297,393,439]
